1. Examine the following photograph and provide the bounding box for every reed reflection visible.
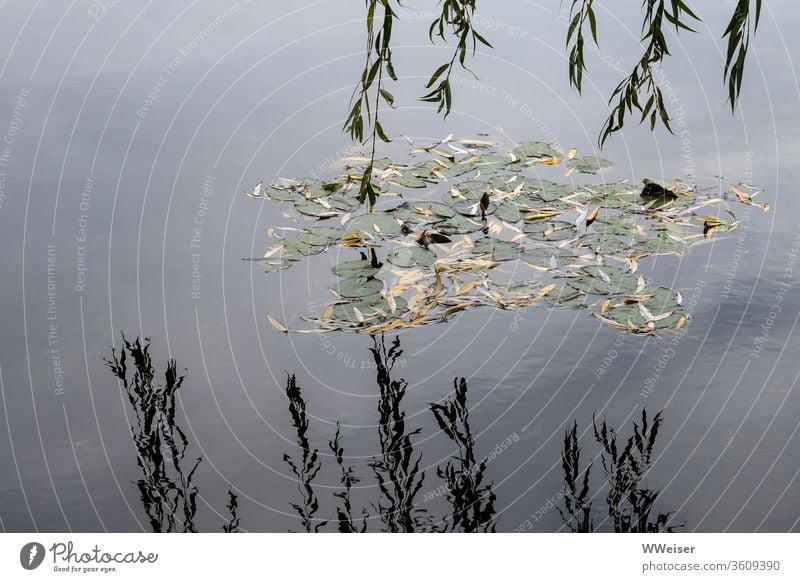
[106,334,240,532]
[559,409,682,533]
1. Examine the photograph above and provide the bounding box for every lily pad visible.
[283,237,325,257]
[568,265,640,296]
[252,135,766,336]
[494,202,522,223]
[544,286,588,309]
[297,227,343,246]
[472,238,520,261]
[393,201,454,224]
[333,259,379,278]
[521,247,574,270]
[388,246,437,268]
[345,212,405,236]
[329,295,408,324]
[336,276,384,298]
[442,180,490,203]
[576,232,627,255]
[453,198,495,217]
[512,141,560,159]
[523,220,577,241]
[436,213,485,234]
[390,173,428,188]
[567,156,613,174]
[603,287,685,331]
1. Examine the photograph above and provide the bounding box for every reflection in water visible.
[283,374,327,532]
[560,410,682,532]
[106,333,676,532]
[106,334,239,532]
[431,378,497,532]
[367,336,430,532]
[329,423,368,532]
[222,491,241,533]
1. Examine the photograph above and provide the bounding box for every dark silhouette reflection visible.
[367,336,431,532]
[559,409,682,532]
[107,333,677,533]
[283,374,327,532]
[431,378,497,532]
[329,424,367,532]
[222,491,241,533]
[106,333,240,532]
[279,335,497,532]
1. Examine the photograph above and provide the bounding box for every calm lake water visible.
[1,0,800,532]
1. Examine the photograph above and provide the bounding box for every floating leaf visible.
[388,246,437,268]
[511,141,560,159]
[568,265,640,296]
[297,227,343,246]
[267,314,289,333]
[472,238,520,261]
[345,212,404,236]
[603,287,685,332]
[336,276,384,298]
[567,156,613,174]
[333,259,379,278]
[251,136,768,335]
[523,220,577,241]
[521,247,574,270]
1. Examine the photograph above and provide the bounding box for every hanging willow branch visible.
[566,0,598,92]
[340,1,762,210]
[598,0,700,147]
[344,0,398,209]
[421,0,492,117]
[723,0,761,111]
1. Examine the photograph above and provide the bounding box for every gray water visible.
[1,0,800,532]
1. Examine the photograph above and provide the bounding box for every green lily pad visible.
[521,247,574,270]
[511,141,560,159]
[333,259,379,278]
[603,287,685,330]
[576,232,627,254]
[388,246,437,268]
[473,154,511,173]
[567,156,613,174]
[283,237,325,257]
[472,238,520,261]
[392,201,454,224]
[266,185,299,201]
[436,213,486,234]
[628,233,682,256]
[297,227,343,246]
[294,197,340,217]
[442,180,490,203]
[437,160,477,178]
[329,295,408,324]
[494,202,522,223]
[453,198,495,217]
[390,173,428,188]
[336,276,384,298]
[523,220,577,241]
[568,265,640,296]
[345,212,405,236]
[592,215,638,236]
[544,286,588,309]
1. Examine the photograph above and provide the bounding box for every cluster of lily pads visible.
[248,137,767,335]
